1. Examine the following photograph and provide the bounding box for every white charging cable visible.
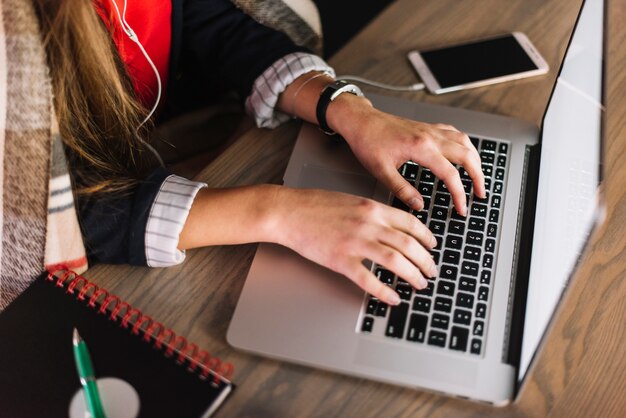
[336,74,425,92]
[109,0,165,166]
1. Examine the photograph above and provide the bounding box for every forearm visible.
[177,184,282,250]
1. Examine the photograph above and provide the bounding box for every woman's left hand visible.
[326,94,486,216]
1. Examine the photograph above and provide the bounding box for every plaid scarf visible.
[0,0,87,312]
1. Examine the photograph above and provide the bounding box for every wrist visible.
[325,93,375,138]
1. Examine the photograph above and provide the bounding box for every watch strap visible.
[316,80,364,135]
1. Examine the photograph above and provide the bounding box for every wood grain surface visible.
[85,0,626,416]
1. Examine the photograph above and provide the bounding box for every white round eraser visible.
[69,377,140,418]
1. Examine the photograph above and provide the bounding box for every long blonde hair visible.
[33,0,156,195]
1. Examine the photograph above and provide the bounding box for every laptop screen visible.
[519,0,605,380]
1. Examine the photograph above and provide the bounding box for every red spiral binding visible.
[46,267,234,383]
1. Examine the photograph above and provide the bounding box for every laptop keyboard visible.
[359,137,510,356]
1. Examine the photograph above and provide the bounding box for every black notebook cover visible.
[0,271,234,417]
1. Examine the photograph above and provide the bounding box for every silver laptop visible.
[227,0,605,404]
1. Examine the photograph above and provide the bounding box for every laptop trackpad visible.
[297,165,377,198]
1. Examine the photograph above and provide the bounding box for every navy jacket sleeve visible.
[164,0,309,118]
[77,167,170,266]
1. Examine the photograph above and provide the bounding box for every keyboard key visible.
[434,296,453,313]
[495,168,505,181]
[483,254,494,269]
[402,163,419,182]
[476,303,487,319]
[428,330,447,347]
[445,235,463,250]
[362,316,374,332]
[453,309,472,325]
[416,280,434,296]
[486,223,498,238]
[376,302,388,317]
[468,217,486,231]
[407,314,428,342]
[440,265,458,281]
[497,155,507,167]
[461,179,472,194]
[482,164,493,178]
[429,220,446,235]
[434,193,450,207]
[461,261,479,276]
[449,326,469,352]
[431,251,440,265]
[366,298,378,315]
[470,203,488,217]
[489,209,500,223]
[436,180,449,193]
[431,313,450,330]
[422,196,431,211]
[415,211,428,223]
[491,195,502,209]
[498,142,508,154]
[470,338,482,355]
[385,302,409,338]
[480,151,495,164]
[433,235,442,251]
[376,268,395,285]
[431,206,448,221]
[392,197,410,212]
[463,246,482,261]
[469,136,480,149]
[456,292,474,309]
[485,238,496,253]
[450,210,466,221]
[473,320,484,337]
[493,181,503,194]
[412,297,431,313]
[466,231,483,246]
[459,277,477,293]
[417,183,433,197]
[443,250,461,265]
[478,286,490,301]
[481,140,496,152]
[484,178,492,192]
[396,284,413,301]
[437,280,455,296]
[480,270,491,285]
[420,169,436,183]
[459,167,472,181]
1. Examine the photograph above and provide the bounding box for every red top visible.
[94,0,172,108]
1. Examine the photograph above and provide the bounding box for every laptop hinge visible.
[502,143,541,373]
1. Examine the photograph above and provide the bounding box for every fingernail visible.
[408,197,424,210]
[460,202,467,217]
[429,264,438,278]
[419,276,429,288]
[388,292,401,306]
[431,236,438,249]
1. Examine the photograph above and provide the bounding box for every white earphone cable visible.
[109,0,165,166]
[336,74,425,92]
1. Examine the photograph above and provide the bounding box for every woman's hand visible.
[267,187,439,306]
[326,95,486,215]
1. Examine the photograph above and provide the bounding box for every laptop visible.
[227,0,605,404]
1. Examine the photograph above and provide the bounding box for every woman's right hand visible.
[267,187,438,306]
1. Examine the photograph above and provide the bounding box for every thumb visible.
[380,164,424,211]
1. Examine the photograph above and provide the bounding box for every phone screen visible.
[420,35,539,88]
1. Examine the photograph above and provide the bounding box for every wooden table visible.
[86,0,626,416]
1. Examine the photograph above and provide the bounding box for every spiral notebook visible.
[0,269,234,417]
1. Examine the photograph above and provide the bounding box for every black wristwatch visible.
[316,80,364,135]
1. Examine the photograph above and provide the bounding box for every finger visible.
[384,208,436,249]
[440,141,486,198]
[433,123,462,133]
[362,241,429,290]
[380,164,424,211]
[420,152,467,216]
[349,262,402,305]
[377,226,438,281]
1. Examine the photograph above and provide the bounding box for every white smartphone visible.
[408,32,549,94]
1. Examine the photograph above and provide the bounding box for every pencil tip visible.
[73,328,82,345]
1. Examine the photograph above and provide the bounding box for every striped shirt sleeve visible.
[144,175,207,267]
[245,52,335,129]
